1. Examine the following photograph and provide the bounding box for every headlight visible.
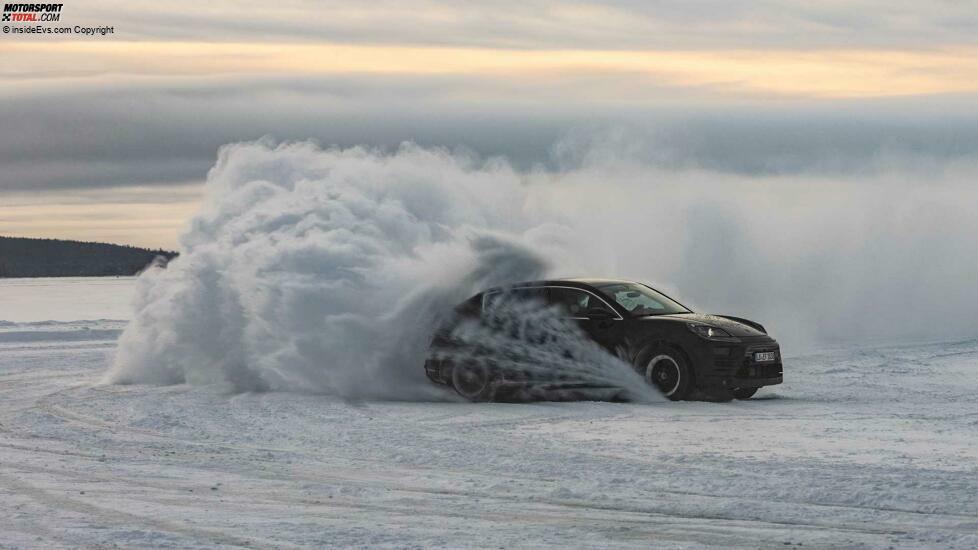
[687,323,732,339]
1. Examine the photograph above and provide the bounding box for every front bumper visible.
[725,375,782,389]
[693,336,783,390]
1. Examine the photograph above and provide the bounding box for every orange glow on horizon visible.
[4,41,978,99]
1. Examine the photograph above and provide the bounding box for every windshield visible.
[595,283,690,317]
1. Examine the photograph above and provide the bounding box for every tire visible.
[642,347,692,401]
[731,387,758,400]
[450,361,494,402]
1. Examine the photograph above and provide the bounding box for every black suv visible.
[425,278,782,401]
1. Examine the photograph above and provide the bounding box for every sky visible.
[2,1,978,249]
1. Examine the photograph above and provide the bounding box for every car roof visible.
[555,277,636,286]
[493,278,636,291]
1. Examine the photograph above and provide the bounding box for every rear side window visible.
[454,294,483,316]
[482,288,547,311]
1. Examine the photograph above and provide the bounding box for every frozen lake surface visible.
[0,278,976,548]
[0,277,135,322]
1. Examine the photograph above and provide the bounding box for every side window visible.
[454,294,483,316]
[547,287,610,318]
[482,288,546,311]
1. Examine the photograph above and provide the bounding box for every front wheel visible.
[643,348,692,401]
[451,362,494,402]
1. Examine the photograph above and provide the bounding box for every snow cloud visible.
[106,140,580,398]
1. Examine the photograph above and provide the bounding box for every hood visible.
[651,313,767,338]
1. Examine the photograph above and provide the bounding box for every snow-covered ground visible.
[1,278,977,548]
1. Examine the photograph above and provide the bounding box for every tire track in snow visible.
[0,469,289,549]
[30,386,978,534]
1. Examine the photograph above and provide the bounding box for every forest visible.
[0,236,177,277]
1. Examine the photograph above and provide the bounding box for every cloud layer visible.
[3,1,977,255]
[41,1,978,49]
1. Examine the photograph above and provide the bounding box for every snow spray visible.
[105,139,647,399]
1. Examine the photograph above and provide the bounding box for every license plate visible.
[754,351,776,362]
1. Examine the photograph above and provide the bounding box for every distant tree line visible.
[0,236,179,278]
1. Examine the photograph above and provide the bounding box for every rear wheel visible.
[731,387,758,400]
[451,362,494,402]
[643,348,692,401]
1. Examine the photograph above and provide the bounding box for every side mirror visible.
[585,307,613,320]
